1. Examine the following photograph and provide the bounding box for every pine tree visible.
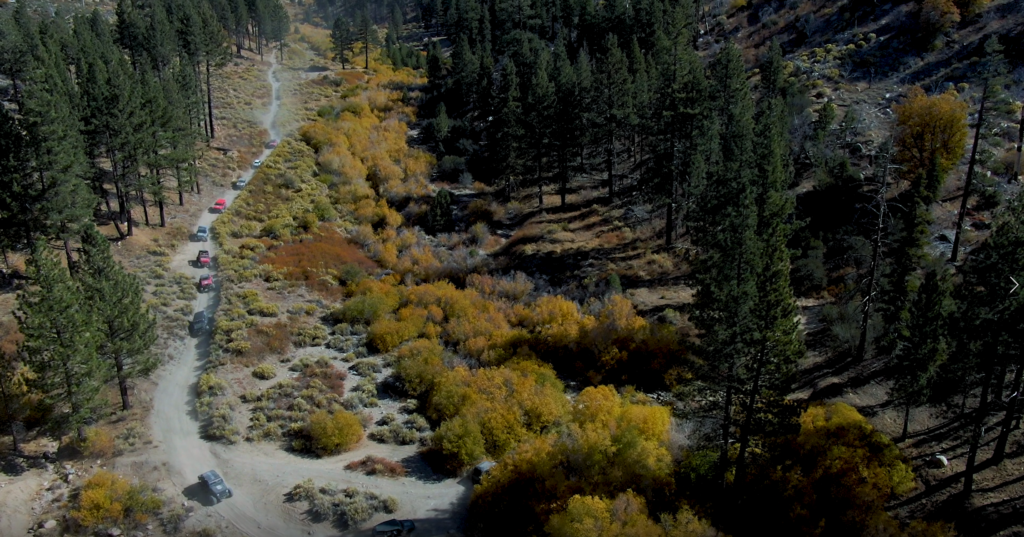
[356,8,376,69]
[733,41,805,487]
[596,35,632,199]
[16,241,103,441]
[525,50,555,205]
[888,262,953,441]
[690,42,760,488]
[331,15,356,68]
[0,106,35,255]
[492,58,525,199]
[20,30,95,266]
[551,36,575,206]
[77,225,157,412]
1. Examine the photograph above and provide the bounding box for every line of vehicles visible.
[185,138,417,535]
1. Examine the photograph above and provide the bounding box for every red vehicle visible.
[198,274,214,292]
[196,250,211,268]
[266,139,279,149]
[212,199,227,212]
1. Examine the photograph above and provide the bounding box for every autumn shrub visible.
[81,427,116,459]
[467,386,672,535]
[252,364,277,380]
[306,409,363,456]
[736,402,920,536]
[259,228,377,294]
[894,87,968,197]
[330,280,402,324]
[70,471,163,530]
[393,338,447,397]
[345,455,407,477]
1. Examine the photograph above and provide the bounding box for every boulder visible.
[107,527,122,536]
[42,520,57,530]
[929,453,949,468]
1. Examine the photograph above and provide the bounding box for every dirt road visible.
[149,59,471,536]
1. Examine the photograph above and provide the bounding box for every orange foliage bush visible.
[345,455,407,477]
[894,86,968,183]
[260,228,377,291]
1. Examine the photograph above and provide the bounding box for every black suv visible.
[198,470,233,503]
[189,311,210,336]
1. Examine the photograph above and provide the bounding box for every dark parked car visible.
[196,250,211,268]
[198,470,233,503]
[195,226,209,242]
[471,461,496,484]
[373,519,415,536]
[189,311,209,336]
[198,274,214,292]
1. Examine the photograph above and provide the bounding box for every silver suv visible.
[195,226,209,242]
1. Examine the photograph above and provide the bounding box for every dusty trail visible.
[149,59,470,536]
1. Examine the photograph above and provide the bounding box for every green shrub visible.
[294,323,330,346]
[253,364,277,380]
[198,373,228,397]
[307,410,363,456]
[350,359,383,376]
[369,421,419,445]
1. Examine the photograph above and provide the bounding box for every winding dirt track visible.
[149,59,470,536]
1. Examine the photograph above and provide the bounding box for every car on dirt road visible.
[189,311,209,336]
[198,470,233,503]
[266,139,279,149]
[198,274,214,292]
[195,226,209,242]
[373,519,416,536]
[235,177,248,189]
[212,199,227,213]
[196,250,211,268]
[252,159,262,168]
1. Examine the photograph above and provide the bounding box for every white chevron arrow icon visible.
[1012,277,1019,295]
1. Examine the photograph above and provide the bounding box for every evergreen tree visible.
[492,58,525,199]
[0,107,35,256]
[331,15,356,68]
[77,225,157,412]
[525,50,555,204]
[596,35,632,199]
[888,262,953,441]
[20,30,95,266]
[16,241,103,441]
[551,35,575,206]
[733,41,805,487]
[356,8,376,69]
[690,42,760,488]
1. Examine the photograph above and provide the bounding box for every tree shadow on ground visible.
[398,452,448,484]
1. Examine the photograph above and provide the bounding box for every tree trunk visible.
[857,146,891,362]
[0,373,20,453]
[205,60,215,139]
[158,198,166,227]
[1014,102,1024,183]
[963,360,995,499]
[734,355,764,487]
[992,364,1023,462]
[139,189,150,227]
[559,149,567,207]
[607,129,615,200]
[63,237,76,272]
[665,180,676,248]
[994,361,1008,404]
[718,369,734,489]
[901,402,911,442]
[114,355,131,411]
[126,207,134,237]
[951,84,988,263]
